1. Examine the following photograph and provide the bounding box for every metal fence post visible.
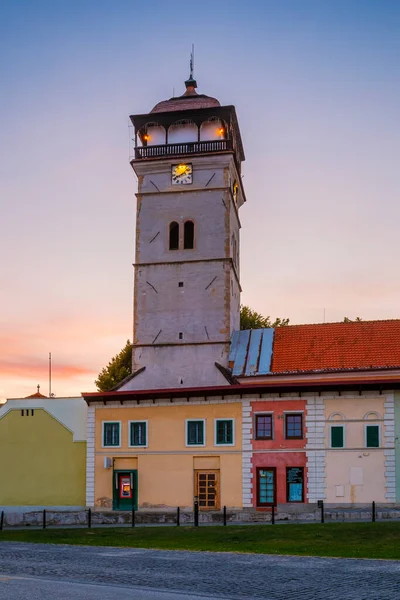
[43,509,46,529]
[0,511,4,531]
[176,506,180,526]
[194,499,199,527]
[88,507,91,528]
[223,505,227,526]
[372,501,376,523]
[318,500,324,523]
[271,504,275,525]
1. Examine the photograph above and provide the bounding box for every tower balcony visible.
[134,139,233,160]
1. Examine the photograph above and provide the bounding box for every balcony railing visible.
[135,139,233,160]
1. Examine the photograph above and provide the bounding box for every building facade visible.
[84,73,400,512]
[0,390,87,508]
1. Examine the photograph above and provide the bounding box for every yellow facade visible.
[0,409,86,506]
[93,402,242,510]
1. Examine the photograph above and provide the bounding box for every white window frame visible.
[102,421,122,448]
[364,423,381,448]
[128,420,148,448]
[214,418,235,447]
[329,424,346,449]
[254,412,274,441]
[185,418,206,447]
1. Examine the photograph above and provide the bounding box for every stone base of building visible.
[2,503,400,527]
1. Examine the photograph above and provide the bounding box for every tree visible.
[240,305,289,330]
[343,317,363,323]
[95,340,132,392]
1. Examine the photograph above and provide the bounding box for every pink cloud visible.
[0,358,96,379]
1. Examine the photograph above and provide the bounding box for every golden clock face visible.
[172,163,193,185]
[233,181,239,202]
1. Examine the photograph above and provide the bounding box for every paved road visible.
[0,542,399,599]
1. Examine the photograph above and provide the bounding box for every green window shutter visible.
[216,420,233,444]
[104,422,120,446]
[331,426,344,448]
[366,425,379,448]
[131,422,146,446]
[187,421,204,445]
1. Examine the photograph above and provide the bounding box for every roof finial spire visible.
[189,43,194,80]
[37,384,40,393]
[184,44,197,92]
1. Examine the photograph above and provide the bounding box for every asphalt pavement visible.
[0,542,399,599]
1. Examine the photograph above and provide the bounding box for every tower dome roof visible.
[150,78,220,114]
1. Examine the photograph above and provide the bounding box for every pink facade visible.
[251,400,307,506]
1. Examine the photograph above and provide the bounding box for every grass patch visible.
[1,522,400,559]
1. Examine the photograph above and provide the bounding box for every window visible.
[286,467,304,502]
[215,419,234,445]
[129,421,147,447]
[255,415,273,440]
[186,420,205,446]
[184,220,194,249]
[169,221,179,250]
[330,425,344,448]
[285,414,303,439]
[366,425,380,448]
[103,422,121,447]
[257,468,276,506]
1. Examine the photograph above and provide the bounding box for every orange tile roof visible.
[271,319,400,373]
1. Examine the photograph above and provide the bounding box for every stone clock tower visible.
[119,74,246,391]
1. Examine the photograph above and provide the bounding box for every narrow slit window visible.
[184,221,194,249]
[169,221,179,250]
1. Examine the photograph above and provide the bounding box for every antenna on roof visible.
[49,352,52,398]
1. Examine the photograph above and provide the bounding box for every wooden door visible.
[195,470,220,510]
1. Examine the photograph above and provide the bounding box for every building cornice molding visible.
[82,374,400,405]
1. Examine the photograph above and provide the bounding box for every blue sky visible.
[1,0,399,400]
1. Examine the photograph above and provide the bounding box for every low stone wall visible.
[1,503,400,528]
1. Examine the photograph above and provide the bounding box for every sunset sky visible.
[1,0,399,401]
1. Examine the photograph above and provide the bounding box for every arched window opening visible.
[168,120,198,144]
[184,221,195,250]
[169,221,179,250]
[138,122,166,146]
[200,117,226,141]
